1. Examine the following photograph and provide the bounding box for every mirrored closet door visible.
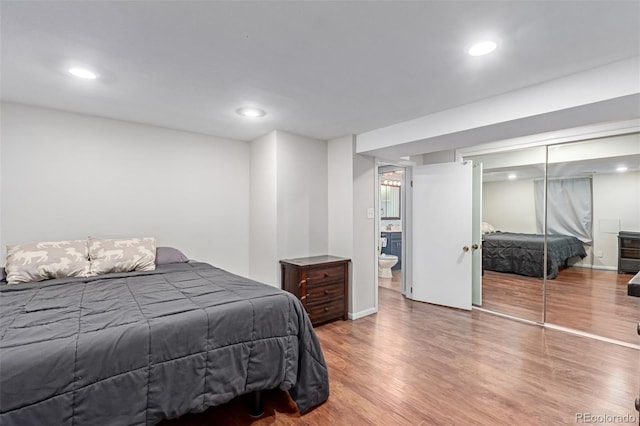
[467,146,546,323]
[544,133,640,345]
[465,132,640,344]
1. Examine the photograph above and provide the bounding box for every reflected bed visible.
[482,232,587,279]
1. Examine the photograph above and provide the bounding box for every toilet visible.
[378,254,398,278]
[378,236,398,278]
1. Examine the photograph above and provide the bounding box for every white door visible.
[411,161,473,310]
[472,162,483,306]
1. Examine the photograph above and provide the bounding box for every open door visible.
[411,161,473,310]
[472,162,483,306]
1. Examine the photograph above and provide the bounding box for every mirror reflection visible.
[545,133,640,344]
[467,146,546,322]
[466,132,640,345]
[380,182,401,219]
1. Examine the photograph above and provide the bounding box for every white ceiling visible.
[2,1,640,142]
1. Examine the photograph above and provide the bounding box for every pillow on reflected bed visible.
[156,247,189,265]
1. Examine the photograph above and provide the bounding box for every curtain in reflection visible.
[534,177,593,243]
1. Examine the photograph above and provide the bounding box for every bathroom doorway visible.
[378,164,407,295]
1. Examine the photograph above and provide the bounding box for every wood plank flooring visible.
[378,268,402,292]
[162,287,640,426]
[482,268,640,344]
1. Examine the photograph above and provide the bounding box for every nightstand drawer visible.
[307,298,345,325]
[306,265,345,287]
[620,258,640,273]
[306,281,343,306]
[621,238,640,249]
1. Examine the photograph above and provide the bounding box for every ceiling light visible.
[236,107,266,118]
[508,174,517,180]
[468,41,497,56]
[616,166,628,172]
[68,67,97,79]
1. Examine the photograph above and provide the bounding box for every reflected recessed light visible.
[508,174,517,180]
[468,41,497,56]
[616,166,628,172]
[68,67,97,79]
[236,107,266,118]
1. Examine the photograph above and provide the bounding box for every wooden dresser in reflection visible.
[280,256,350,327]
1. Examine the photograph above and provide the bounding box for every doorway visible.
[377,164,407,295]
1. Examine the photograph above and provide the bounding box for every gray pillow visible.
[156,247,189,265]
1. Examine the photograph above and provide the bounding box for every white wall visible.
[248,130,328,287]
[249,131,278,285]
[482,179,538,234]
[328,135,354,259]
[0,102,251,276]
[276,130,328,261]
[593,171,640,269]
[352,151,376,317]
[422,149,455,165]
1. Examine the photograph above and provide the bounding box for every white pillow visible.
[89,237,156,275]
[482,222,495,234]
[5,240,91,285]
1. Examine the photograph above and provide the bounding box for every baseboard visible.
[348,307,378,320]
[572,263,618,271]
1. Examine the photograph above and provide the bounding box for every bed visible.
[0,261,329,425]
[482,232,587,279]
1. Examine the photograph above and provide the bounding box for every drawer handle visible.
[324,290,329,295]
[324,307,329,312]
[324,273,329,278]
[298,279,306,288]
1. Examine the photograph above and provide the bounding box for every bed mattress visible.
[0,262,329,425]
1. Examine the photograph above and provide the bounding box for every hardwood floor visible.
[482,267,640,344]
[378,268,402,292]
[163,287,640,426]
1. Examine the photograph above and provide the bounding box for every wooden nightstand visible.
[618,231,640,274]
[280,256,350,327]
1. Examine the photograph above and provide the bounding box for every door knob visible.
[471,244,479,250]
[463,246,470,252]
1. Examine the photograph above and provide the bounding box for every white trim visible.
[572,263,618,271]
[456,119,640,159]
[348,307,378,320]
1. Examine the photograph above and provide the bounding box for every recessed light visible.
[468,41,497,56]
[508,174,517,180]
[236,107,266,118]
[68,67,97,80]
[616,166,628,172]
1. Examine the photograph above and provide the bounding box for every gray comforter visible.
[483,232,587,279]
[0,262,329,425]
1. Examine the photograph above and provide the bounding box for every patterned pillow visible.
[5,240,91,285]
[89,237,156,275]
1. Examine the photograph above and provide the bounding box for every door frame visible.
[375,160,411,302]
